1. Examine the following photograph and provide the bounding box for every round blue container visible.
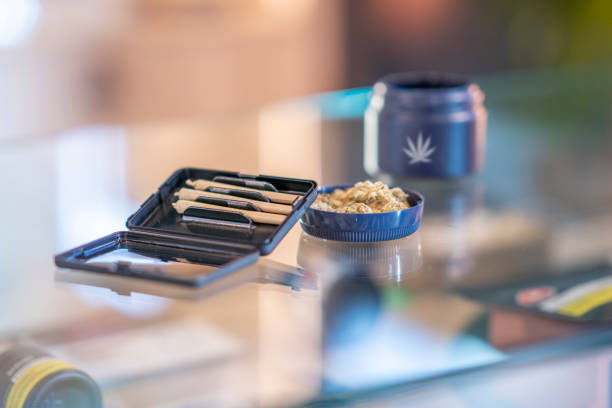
[300,185,424,242]
[364,72,487,179]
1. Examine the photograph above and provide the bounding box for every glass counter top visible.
[1,66,612,407]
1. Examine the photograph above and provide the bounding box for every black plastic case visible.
[54,168,318,286]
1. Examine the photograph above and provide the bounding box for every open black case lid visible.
[55,168,318,286]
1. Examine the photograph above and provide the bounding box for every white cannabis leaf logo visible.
[403,132,436,164]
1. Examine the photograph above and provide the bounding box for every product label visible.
[556,286,612,317]
[539,276,612,317]
[6,358,73,408]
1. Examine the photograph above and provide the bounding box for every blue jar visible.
[364,72,487,179]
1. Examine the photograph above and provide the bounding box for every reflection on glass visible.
[309,259,602,398]
[56,255,315,304]
[69,284,169,319]
[422,208,550,289]
[317,263,504,393]
[316,268,596,396]
[85,248,220,279]
[296,230,504,392]
[297,231,423,282]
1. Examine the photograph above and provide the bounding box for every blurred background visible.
[1,3,612,406]
[2,0,612,140]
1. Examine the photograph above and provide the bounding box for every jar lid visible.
[371,72,484,110]
[299,185,424,242]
